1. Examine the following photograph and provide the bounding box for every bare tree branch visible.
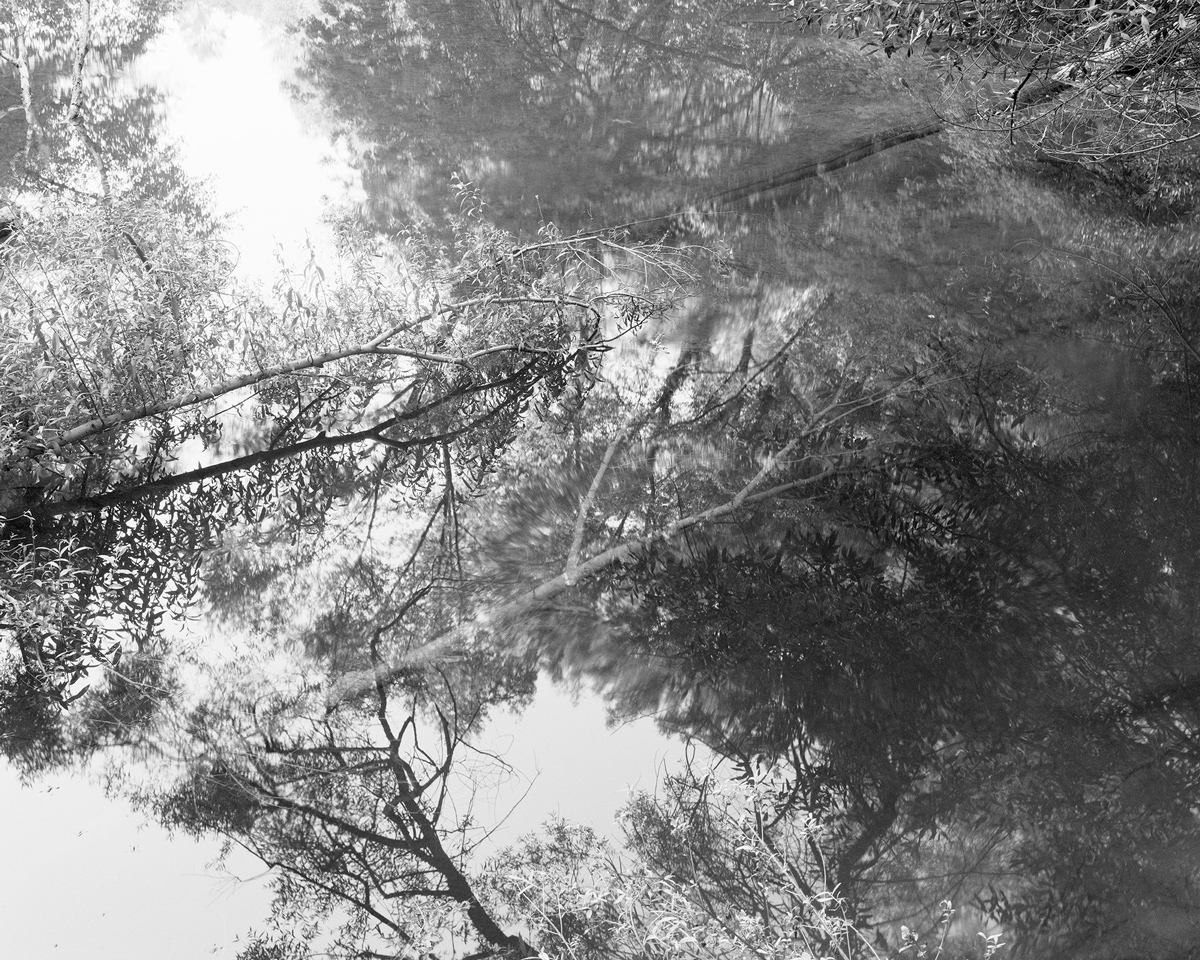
[327,459,841,707]
[42,297,608,451]
[566,415,647,571]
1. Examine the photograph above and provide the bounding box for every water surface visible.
[3,2,1198,958]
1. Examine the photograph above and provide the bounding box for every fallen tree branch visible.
[43,295,606,451]
[702,121,945,208]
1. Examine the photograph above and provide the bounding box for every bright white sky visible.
[0,683,679,959]
[121,1,364,283]
[0,767,271,959]
[2,4,684,956]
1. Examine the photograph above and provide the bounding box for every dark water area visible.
[3,1,1200,959]
[311,0,1138,369]
[298,1,1200,946]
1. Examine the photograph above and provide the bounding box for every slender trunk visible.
[65,0,109,198]
[392,786,522,951]
[616,121,944,242]
[32,419,394,518]
[655,337,707,422]
[704,121,945,208]
[65,0,92,126]
[835,790,902,903]
[15,27,37,161]
[736,326,755,375]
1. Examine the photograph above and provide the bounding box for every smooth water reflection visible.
[116,4,362,282]
[4,1,1199,958]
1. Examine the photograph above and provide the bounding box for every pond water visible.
[3,2,1199,959]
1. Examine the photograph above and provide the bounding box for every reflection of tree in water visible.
[5,4,1200,958]
[293,0,933,233]
[2,0,213,229]
[142,631,539,959]
[518,303,1200,955]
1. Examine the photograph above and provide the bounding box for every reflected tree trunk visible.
[63,0,109,198]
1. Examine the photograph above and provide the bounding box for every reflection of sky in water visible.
[117,4,364,284]
[1,685,678,959]
[3,5,686,956]
[473,681,685,850]
[0,764,271,959]
[114,5,682,843]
